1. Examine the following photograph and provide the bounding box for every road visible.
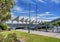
[16,29,60,39]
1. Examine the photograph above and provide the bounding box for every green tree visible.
[52,20,60,26]
[1,13,11,22]
[0,23,8,30]
[0,0,15,22]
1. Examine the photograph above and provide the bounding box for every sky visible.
[11,0,60,22]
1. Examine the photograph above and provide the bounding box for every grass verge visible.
[0,31,60,42]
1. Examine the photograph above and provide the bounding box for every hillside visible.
[51,18,60,25]
[51,18,60,22]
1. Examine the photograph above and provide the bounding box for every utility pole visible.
[36,4,38,24]
[35,0,38,30]
[28,3,31,33]
[36,0,38,24]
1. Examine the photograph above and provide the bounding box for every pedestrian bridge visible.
[7,23,42,29]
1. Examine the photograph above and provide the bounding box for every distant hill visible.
[51,18,60,25]
[51,18,60,22]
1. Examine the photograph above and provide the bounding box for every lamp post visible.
[36,4,38,24]
[28,3,31,33]
[35,0,38,30]
[36,0,38,24]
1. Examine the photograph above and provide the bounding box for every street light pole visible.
[36,0,38,24]
[28,3,31,33]
[35,0,38,30]
[36,4,38,24]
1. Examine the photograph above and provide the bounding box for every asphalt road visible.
[16,29,60,39]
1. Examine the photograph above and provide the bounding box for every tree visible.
[52,20,60,26]
[1,13,11,22]
[57,21,60,26]
[0,0,15,22]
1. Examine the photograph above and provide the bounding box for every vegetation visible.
[52,20,60,26]
[50,18,60,26]
[0,32,20,42]
[3,33,17,42]
[0,0,15,22]
[1,31,60,42]
[0,23,8,30]
[0,0,15,30]
[0,34,4,42]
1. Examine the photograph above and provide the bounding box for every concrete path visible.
[16,29,60,39]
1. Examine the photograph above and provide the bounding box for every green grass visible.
[1,31,60,42]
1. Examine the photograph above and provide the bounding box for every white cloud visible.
[38,16,60,22]
[6,15,60,23]
[38,12,53,17]
[13,6,35,14]
[49,16,60,19]
[11,12,15,18]
[19,10,35,13]
[17,12,60,22]
[21,0,35,4]
[15,0,18,3]
[19,16,35,21]
[36,12,60,22]
[19,16,29,19]
[7,11,60,23]
[38,0,46,3]
[6,20,12,24]
[11,12,17,19]
[13,6,23,12]
[15,0,46,4]
[51,0,60,4]
[41,20,51,22]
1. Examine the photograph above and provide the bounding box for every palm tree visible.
[20,18,24,24]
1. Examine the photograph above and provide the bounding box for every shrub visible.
[0,23,8,30]
[3,33,17,42]
[0,34,4,42]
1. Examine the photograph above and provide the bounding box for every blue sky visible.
[11,0,60,22]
